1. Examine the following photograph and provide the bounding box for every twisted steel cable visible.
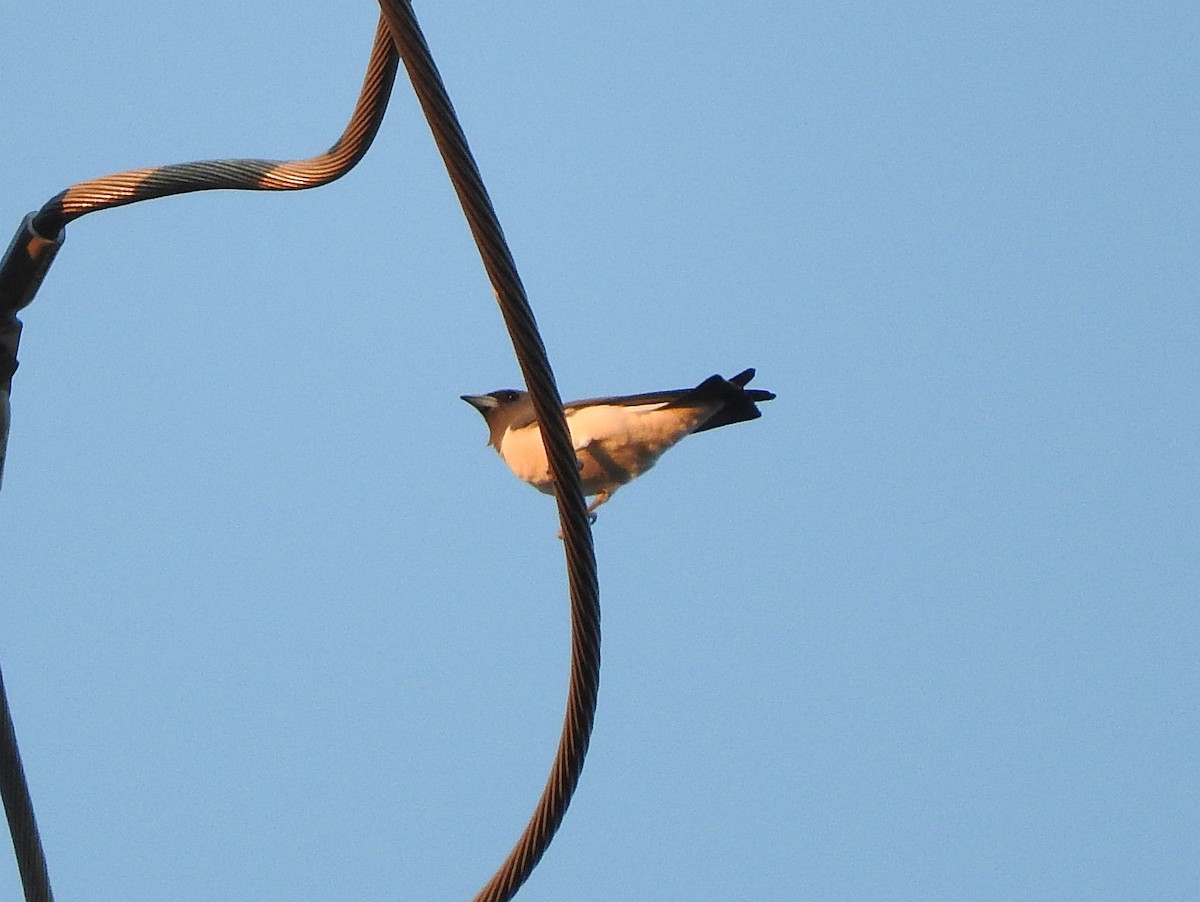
[29,18,400,238]
[4,7,599,901]
[378,3,601,900]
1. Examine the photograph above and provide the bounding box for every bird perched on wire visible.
[461,368,775,520]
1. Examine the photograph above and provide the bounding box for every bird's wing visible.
[562,389,689,412]
[564,369,768,410]
[502,392,678,433]
[537,370,772,430]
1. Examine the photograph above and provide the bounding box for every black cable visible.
[0,665,53,902]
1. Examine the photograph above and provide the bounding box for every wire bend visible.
[2,17,400,902]
[31,19,400,237]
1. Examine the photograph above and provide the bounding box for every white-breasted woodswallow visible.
[462,368,775,518]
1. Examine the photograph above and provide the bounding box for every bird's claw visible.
[557,509,598,540]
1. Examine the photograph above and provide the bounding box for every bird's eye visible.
[495,390,519,402]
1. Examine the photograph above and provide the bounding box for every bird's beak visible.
[461,394,498,413]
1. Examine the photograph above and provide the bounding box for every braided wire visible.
[30,18,400,237]
[377,3,601,900]
[4,8,598,900]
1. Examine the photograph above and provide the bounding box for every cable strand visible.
[377,3,601,900]
[4,9,599,901]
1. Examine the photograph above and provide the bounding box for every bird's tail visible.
[679,367,776,433]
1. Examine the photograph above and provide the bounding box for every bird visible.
[461,368,775,520]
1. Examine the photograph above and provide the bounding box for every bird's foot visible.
[556,492,609,539]
[557,513,597,541]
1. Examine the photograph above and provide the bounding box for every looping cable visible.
[2,7,601,902]
[1,20,401,902]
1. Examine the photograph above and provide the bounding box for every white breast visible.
[496,401,716,496]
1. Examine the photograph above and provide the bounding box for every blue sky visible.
[2,3,1197,899]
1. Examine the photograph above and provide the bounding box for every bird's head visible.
[461,389,533,447]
